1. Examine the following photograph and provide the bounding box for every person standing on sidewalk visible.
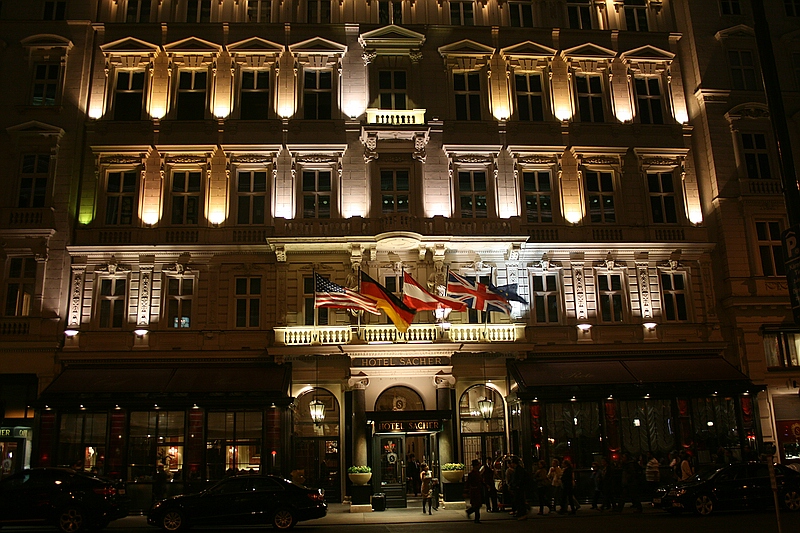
[534,460,551,515]
[559,459,577,515]
[547,458,563,512]
[480,458,498,512]
[420,463,433,515]
[466,459,485,524]
[510,456,528,520]
[621,453,643,513]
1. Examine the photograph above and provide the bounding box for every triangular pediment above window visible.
[7,120,65,138]
[562,43,617,61]
[359,25,426,51]
[439,40,495,70]
[101,37,160,55]
[290,37,347,67]
[501,41,557,71]
[714,24,755,42]
[621,45,674,74]
[227,37,284,67]
[164,36,223,54]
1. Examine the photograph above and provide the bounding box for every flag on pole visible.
[359,271,417,332]
[446,271,512,315]
[491,283,528,305]
[402,272,467,312]
[314,273,380,315]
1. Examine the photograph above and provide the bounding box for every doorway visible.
[373,433,436,508]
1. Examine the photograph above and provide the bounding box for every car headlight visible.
[151,501,163,510]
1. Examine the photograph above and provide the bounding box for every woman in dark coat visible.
[465,459,485,524]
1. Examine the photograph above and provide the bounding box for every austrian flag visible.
[446,271,512,315]
[402,272,467,312]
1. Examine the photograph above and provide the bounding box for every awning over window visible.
[508,356,757,401]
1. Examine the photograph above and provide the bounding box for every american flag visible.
[314,273,380,315]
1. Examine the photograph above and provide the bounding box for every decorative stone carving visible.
[636,262,652,320]
[68,266,86,328]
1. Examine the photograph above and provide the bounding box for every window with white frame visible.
[634,76,664,124]
[105,170,137,225]
[458,170,488,218]
[764,330,800,368]
[466,274,494,324]
[755,221,785,276]
[531,272,559,323]
[450,1,475,25]
[379,71,407,110]
[4,258,36,317]
[247,0,271,22]
[379,0,402,24]
[126,0,152,22]
[302,169,332,218]
[567,0,593,28]
[240,69,270,120]
[584,170,615,223]
[171,170,202,225]
[18,154,49,208]
[98,277,127,329]
[720,0,741,14]
[236,170,268,225]
[186,0,211,22]
[509,1,534,26]
[381,169,410,214]
[786,0,800,16]
[522,170,553,223]
[113,70,146,121]
[31,63,60,106]
[575,73,605,122]
[235,277,261,328]
[728,50,758,91]
[515,72,545,121]
[647,172,678,224]
[596,272,624,323]
[740,132,772,179]
[176,70,208,120]
[307,0,332,23]
[43,1,65,20]
[454,71,482,121]
[623,0,649,31]
[166,277,193,328]
[660,271,688,321]
[303,275,328,326]
[303,69,333,119]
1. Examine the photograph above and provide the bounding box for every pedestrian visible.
[534,460,551,515]
[481,457,498,512]
[680,451,695,481]
[608,457,624,512]
[407,454,420,495]
[503,458,516,514]
[590,461,602,510]
[511,456,528,520]
[420,463,433,515]
[621,453,643,513]
[465,459,485,524]
[669,450,681,480]
[547,458,563,511]
[431,477,440,511]
[598,458,612,510]
[559,459,577,515]
[645,452,660,498]
[152,464,168,502]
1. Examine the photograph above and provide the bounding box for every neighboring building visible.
[0,0,780,509]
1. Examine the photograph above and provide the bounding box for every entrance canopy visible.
[508,356,757,401]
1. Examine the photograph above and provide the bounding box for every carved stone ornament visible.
[100,155,142,165]
[362,50,377,65]
[274,246,287,262]
[453,154,493,164]
[581,156,618,165]
[166,155,207,164]
[519,155,557,165]
[296,154,339,164]
[232,154,273,164]
[641,157,679,167]
[164,262,191,274]
[409,50,423,63]
[97,262,131,274]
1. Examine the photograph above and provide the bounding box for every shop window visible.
[597,272,624,322]
[170,170,202,225]
[450,1,475,25]
[509,1,534,26]
[567,0,593,28]
[240,70,270,120]
[634,76,664,124]
[303,69,332,119]
[623,0,649,31]
[755,220,785,276]
[186,0,211,22]
[575,73,605,122]
[545,402,602,467]
[304,275,328,326]
[236,170,268,224]
[764,330,800,368]
[379,0,402,24]
[105,170,137,225]
[740,132,772,179]
[97,277,127,329]
[235,277,261,328]
[515,73,545,121]
[176,70,208,120]
[43,0,65,20]
[460,385,505,464]
[206,411,262,479]
[128,411,185,481]
[458,170,488,218]
[166,277,193,328]
[113,70,146,121]
[307,0,331,23]
[661,271,688,321]
[522,170,552,223]
[292,389,340,500]
[720,0,741,14]
[728,50,758,91]
[375,386,424,411]
[4,258,36,317]
[378,70,407,110]
[31,63,60,106]
[247,0,271,22]
[302,169,332,218]
[18,154,49,208]
[531,272,559,323]
[648,172,677,223]
[453,71,482,120]
[618,399,675,458]
[126,0,152,22]
[787,0,800,15]
[585,170,615,223]
[58,413,107,474]
[380,169,410,214]
[691,397,740,463]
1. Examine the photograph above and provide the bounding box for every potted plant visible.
[347,465,372,485]
[441,462,466,483]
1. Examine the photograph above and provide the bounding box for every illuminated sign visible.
[0,427,31,438]
[352,356,450,367]
[376,420,442,432]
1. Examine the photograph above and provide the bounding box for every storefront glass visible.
[618,399,675,458]
[292,389,340,501]
[57,413,107,474]
[206,410,262,479]
[545,401,602,468]
[691,397,740,463]
[128,410,185,482]
[459,385,505,463]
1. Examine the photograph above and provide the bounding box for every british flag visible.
[446,271,512,315]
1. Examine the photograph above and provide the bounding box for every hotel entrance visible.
[372,430,437,508]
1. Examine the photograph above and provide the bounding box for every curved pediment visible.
[725,102,770,122]
[164,36,223,54]
[101,37,160,55]
[20,34,73,51]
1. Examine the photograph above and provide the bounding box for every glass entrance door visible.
[374,435,406,508]
[294,438,340,502]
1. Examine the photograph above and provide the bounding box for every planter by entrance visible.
[442,470,465,483]
[348,472,373,486]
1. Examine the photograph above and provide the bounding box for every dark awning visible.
[509,356,757,401]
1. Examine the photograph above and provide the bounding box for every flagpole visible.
[313,270,318,329]
[356,266,362,335]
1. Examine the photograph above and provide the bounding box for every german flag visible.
[359,271,417,333]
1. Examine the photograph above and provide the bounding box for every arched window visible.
[292,388,340,501]
[375,385,424,411]
[459,385,505,464]
[294,388,339,437]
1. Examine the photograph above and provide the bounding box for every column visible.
[349,374,369,467]
[435,374,456,466]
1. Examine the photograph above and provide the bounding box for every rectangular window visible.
[302,170,332,218]
[171,171,202,225]
[634,76,664,124]
[206,411,263,479]
[303,70,332,120]
[303,276,328,326]
[18,154,49,208]
[648,172,677,223]
[240,70,270,120]
[307,0,331,23]
[585,170,615,223]
[237,170,267,225]
[454,72,481,121]
[567,0,592,29]
[235,277,261,328]
[57,413,107,473]
[756,221,785,276]
[531,273,559,323]
[729,50,758,91]
[661,272,688,321]
[450,1,474,25]
[105,170,137,225]
[515,73,544,121]
[126,0,151,22]
[720,0,741,14]
[522,170,552,223]
[176,70,207,120]
[98,278,127,329]
[32,64,60,106]
[381,169,410,214]
[466,274,493,324]
[379,71,407,110]
[378,0,402,24]
[764,331,800,368]
[741,133,772,179]
[575,73,604,122]
[509,1,534,26]
[624,0,648,31]
[247,0,270,21]
[458,170,488,218]
[186,0,211,22]
[114,70,145,120]
[167,277,193,328]
[786,0,800,15]
[43,1,66,20]
[5,258,36,317]
[597,272,624,322]
[128,411,184,481]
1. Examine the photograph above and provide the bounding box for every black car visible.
[0,467,130,532]
[147,474,327,531]
[653,461,800,515]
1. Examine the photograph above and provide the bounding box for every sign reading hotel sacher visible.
[376,420,442,432]
[352,356,451,367]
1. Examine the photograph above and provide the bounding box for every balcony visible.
[366,108,426,125]
[0,207,56,235]
[274,322,526,346]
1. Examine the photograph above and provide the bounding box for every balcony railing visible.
[366,108,426,125]
[274,323,526,346]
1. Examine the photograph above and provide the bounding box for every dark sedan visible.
[0,467,130,532]
[147,475,326,531]
[653,461,800,515]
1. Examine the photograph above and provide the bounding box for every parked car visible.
[0,467,130,532]
[147,474,327,531]
[653,461,800,515]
